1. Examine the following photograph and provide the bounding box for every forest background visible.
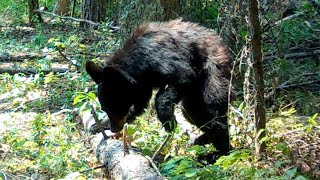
[0,0,319,179]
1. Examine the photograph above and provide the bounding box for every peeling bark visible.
[79,108,164,180]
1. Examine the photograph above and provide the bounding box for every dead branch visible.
[263,12,304,32]
[264,49,320,61]
[122,123,129,156]
[90,105,108,140]
[152,133,172,160]
[0,52,111,62]
[277,80,320,90]
[0,67,71,75]
[35,10,101,26]
[0,53,46,61]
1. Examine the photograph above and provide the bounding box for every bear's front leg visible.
[127,88,152,123]
[155,86,181,132]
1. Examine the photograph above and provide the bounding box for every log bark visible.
[79,108,163,180]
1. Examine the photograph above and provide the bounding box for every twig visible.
[123,123,129,156]
[152,133,172,160]
[35,10,101,26]
[90,105,108,140]
[57,48,80,70]
[57,48,69,62]
[145,156,163,178]
[80,164,105,173]
[262,12,304,32]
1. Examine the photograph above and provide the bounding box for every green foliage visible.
[305,113,318,133]
[0,0,319,179]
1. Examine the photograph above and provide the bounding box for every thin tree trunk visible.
[80,0,106,29]
[28,0,43,23]
[53,0,70,15]
[248,0,266,158]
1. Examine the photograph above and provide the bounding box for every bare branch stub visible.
[90,104,108,140]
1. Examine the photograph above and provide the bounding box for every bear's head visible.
[85,61,136,132]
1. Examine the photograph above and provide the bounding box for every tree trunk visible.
[80,0,106,29]
[28,0,43,23]
[248,0,266,158]
[160,0,181,20]
[53,0,71,15]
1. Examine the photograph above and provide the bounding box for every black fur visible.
[86,19,232,155]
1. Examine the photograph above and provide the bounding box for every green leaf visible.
[162,163,176,171]
[285,167,297,179]
[13,139,27,148]
[73,95,85,105]
[275,161,282,168]
[305,125,312,133]
[87,92,96,100]
[294,175,307,180]
[309,113,318,126]
[185,169,197,178]
[127,125,136,136]
[240,30,248,37]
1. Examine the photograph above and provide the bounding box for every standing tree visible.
[248,0,266,158]
[53,0,71,15]
[28,0,43,23]
[80,0,107,29]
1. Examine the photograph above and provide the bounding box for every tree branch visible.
[35,10,102,26]
[264,49,320,61]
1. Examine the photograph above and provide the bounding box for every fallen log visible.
[79,108,164,180]
[0,52,111,62]
[0,67,70,75]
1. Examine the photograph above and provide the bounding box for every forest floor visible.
[0,17,320,179]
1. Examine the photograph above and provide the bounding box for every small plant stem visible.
[90,104,108,140]
[152,133,172,160]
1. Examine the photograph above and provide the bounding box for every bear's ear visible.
[103,67,136,87]
[85,61,103,84]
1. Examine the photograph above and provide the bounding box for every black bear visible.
[86,19,232,155]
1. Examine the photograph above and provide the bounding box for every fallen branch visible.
[152,133,172,160]
[35,10,101,27]
[0,67,71,75]
[79,108,164,180]
[266,79,320,99]
[0,53,46,62]
[277,80,320,90]
[0,52,111,62]
[264,49,320,62]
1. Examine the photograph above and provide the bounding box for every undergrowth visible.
[0,0,319,179]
